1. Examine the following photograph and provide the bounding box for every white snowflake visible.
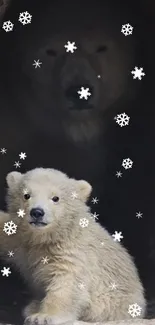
[101,241,104,246]
[3,220,17,236]
[17,209,25,218]
[14,161,21,169]
[33,59,42,69]
[64,41,77,53]
[116,171,122,178]
[128,303,142,318]
[90,212,99,221]
[109,282,118,290]
[79,218,89,228]
[19,152,27,160]
[22,188,28,195]
[131,67,145,80]
[121,23,133,36]
[1,267,11,277]
[112,231,123,242]
[78,282,85,290]
[41,256,49,265]
[71,191,78,199]
[0,148,7,154]
[77,87,91,100]
[8,251,14,257]
[2,20,14,32]
[91,197,99,204]
[114,112,130,127]
[136,212,143,219]
[122,158,133,170]
[18,11,32,25]
[97,75,101,79]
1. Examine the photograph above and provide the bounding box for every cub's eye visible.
[96,45,107,53]
[52,196,59,202]
[24,193,31,200]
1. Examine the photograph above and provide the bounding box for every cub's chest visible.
[13,247,32,280]
[13,247,45,296]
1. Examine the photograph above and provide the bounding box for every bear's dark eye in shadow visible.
[46,49,57,57]
[96,45,107,53]
[24,193,31,200]
[52,196,59,202]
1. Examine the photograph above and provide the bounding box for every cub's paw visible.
[23,300,40,318]
[24,313,51,325]
[24,313,75,325]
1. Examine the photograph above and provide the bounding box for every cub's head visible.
[6,168,92,229]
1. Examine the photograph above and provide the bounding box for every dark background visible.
[0,0,155,323]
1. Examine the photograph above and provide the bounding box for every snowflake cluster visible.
[0,7,145,301]
[2,11,32,32]
[0,148,27,169]
[14,152,27,169]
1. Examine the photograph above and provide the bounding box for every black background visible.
[0,0,155,323]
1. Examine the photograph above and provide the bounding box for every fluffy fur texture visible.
[0,168,146,324]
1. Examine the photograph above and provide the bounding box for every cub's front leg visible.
[0,210,19,258]
[24,274,85,325]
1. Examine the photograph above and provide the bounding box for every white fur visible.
[0,168,146,324]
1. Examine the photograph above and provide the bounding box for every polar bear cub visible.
[0,168,146,324]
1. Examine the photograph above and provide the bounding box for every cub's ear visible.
[6,171,23,189]
[76,180,92,202]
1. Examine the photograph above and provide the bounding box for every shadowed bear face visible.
[2,0,135,142]
[6,169,92,229]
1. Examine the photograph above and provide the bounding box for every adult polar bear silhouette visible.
[0,168,145,323]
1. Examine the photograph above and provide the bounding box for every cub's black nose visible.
[30,208,45,220]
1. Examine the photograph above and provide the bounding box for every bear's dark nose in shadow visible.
[65,83,94,110]
[30,208,45,221]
